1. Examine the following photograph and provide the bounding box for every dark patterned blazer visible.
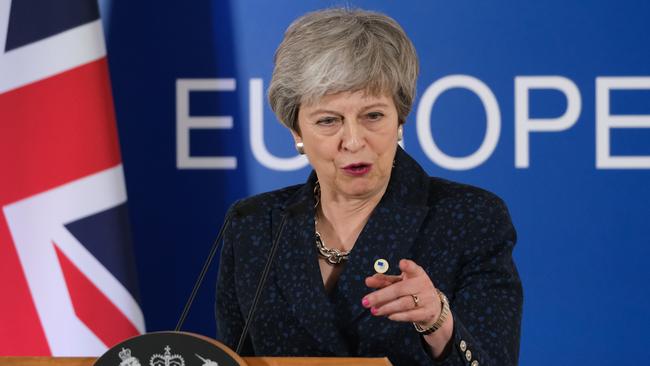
[216,147,523,366]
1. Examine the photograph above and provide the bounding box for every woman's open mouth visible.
[342,163,372,176]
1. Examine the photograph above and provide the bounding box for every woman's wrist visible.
[423,310,454,359]
[414,289,450,334]
[409,288,454,358]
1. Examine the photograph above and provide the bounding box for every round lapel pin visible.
[374,259,389,274]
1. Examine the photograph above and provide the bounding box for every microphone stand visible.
[236,211,291,354]
[175,212,233,331]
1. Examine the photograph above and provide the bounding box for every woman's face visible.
[293,90,399,200]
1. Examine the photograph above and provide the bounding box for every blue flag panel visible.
[5,0,100,52]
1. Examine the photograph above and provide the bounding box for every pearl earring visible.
[295,142,305,155]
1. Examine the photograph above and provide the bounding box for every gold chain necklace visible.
[314,182,350,265]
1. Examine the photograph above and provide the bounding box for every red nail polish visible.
[371,307,378,315]
[362,297,370,307]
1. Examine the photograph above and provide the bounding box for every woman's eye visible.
[316,117,339,125]
[366,112,384,121]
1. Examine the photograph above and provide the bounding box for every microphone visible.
[175,209,235,332]
[235,209,292,354]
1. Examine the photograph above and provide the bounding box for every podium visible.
[0,357,391,366]
[0,332,392,366]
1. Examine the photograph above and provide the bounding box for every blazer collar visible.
[270,147,431,353]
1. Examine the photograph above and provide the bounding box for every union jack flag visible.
[0,0,144,356]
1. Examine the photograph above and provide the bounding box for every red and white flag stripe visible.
[0,0,144,355]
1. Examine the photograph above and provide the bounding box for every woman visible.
[217,8,522,366]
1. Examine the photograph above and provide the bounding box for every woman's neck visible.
[316,182,388,252]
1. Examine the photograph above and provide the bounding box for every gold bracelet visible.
[413,289,449,335]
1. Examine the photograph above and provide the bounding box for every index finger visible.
[372,273,403,283]
[365,273,402,289]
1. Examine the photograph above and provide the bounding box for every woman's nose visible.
[341,120,364,152]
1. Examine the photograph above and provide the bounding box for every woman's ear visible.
[290,128,302,145]
[290,129,305,155]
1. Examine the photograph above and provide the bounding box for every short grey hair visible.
[268,8,419,132]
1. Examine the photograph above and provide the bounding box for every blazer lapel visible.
[333,147,433,324]
[334,201,429,324]
[270,180,349,355]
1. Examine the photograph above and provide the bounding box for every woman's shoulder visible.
[226,183,304,217]
[396,148,509,213]
[425,176,510,216]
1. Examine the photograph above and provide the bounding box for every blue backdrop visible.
[103,1,650,364]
